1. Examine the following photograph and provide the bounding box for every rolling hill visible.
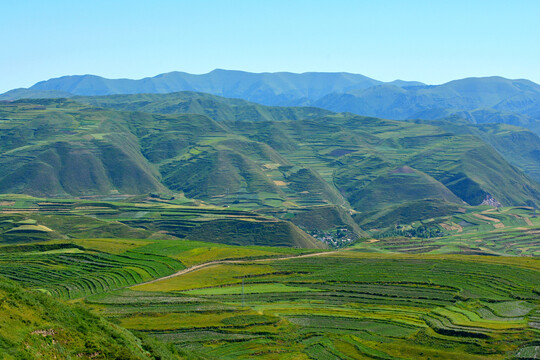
[1,96,539,234]
[73,91,540,184]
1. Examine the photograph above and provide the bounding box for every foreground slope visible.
[3,236,537,359]
[0,276,178,359]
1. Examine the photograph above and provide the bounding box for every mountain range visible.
[2,70,539,134]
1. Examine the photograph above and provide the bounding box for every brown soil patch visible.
[0,202,14,206]
[263,163,280,170]
[493,223,505,229]
[440,222,463,233]
[366,239,380,243]
[273,181,288,186]
[524,218,534,226]
[473,213,500,223]
[1,209,38,213]
[74,206,110,210]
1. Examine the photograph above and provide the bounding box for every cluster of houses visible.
[310,228,354,248]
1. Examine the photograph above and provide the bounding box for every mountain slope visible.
[0,97,538,231]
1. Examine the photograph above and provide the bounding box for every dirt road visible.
[137,251,335,286]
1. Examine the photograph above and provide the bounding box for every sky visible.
[1,0,540,93]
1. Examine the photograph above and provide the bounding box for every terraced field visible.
[0,242,184,299]
[0,194,325,249]
[78,251,539,359]
[0,224,538,359]
[356,206,540,256]
[0,195,538,358]
[0,236,314,300]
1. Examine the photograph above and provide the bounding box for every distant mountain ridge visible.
[1,70,539,133]
[1,69,421,105]
[313,76,540,133]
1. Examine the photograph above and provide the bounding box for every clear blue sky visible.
[2,0,539,92]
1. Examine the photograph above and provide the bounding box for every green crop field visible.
[1,228,537,359]
[84,251,538,359]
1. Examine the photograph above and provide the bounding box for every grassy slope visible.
[0,276,179,359]
[0,100,166,196]
[70,93,540,194]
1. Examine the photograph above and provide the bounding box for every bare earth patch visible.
[473,213,500,223]
[440,222,463,232]
[263,163,280,170]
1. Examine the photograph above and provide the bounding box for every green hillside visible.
[0,276,178,359]
[1,97,539,234]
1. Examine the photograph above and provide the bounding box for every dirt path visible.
[137,251,335,286]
